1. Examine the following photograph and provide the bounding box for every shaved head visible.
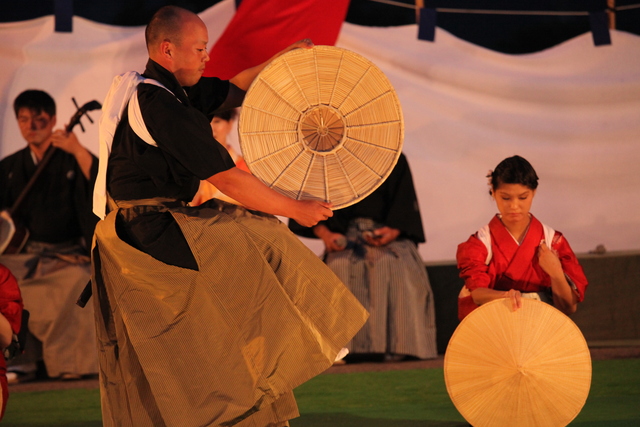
[145,6,196,52]
[145,5,210,87]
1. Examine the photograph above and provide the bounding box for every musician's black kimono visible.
[0,146,99,379]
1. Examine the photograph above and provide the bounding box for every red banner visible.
[204,0,350,80]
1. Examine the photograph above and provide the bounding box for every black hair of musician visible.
[13,89,56,118]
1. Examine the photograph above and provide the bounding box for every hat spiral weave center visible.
[299,105,345,153]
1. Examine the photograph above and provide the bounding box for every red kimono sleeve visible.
[0,264,23,333]
[457,234,492,292]
[456,235,491,320]
[0,263,23,421]
[552,232,588,302]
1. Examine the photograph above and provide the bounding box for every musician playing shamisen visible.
[0,89,99,383]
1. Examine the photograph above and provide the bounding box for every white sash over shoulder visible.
[93,71,176,219]
[476,218,555,265]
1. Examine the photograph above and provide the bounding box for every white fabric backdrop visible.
[1,0,639,262]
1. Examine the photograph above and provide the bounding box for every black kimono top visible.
[0,146,98,248]
[107,59,236,202]
[289,153,426,244]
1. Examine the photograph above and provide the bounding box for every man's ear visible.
[51,115,57,128]
[160,41,172,59]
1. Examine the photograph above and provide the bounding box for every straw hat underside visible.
[444,299,591,427]
[239,46,403,209]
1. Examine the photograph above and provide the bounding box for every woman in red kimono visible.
[0,263,23,420]
[456,155,588,320]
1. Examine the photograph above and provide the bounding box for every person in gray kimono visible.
[290,153,438,362]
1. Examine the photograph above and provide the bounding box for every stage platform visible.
[427,250,640,354]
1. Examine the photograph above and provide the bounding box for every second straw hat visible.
[444,298,592,427]
[239,45,403,209]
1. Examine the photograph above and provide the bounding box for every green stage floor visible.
[4,358,639,426]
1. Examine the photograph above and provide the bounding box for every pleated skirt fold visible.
[92,201,368,426]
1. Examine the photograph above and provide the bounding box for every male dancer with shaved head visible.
[92,6,367,426]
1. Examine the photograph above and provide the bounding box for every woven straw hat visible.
[444,298,591,427]
[238,45,403,209]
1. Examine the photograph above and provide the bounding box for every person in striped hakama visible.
[91,6,368,426]
[289,153,437,362]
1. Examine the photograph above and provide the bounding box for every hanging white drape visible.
[1,0,639,261]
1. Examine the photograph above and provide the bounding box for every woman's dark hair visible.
[212,108,237,122]
[488,155,539,194]
[13,89,56,118]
